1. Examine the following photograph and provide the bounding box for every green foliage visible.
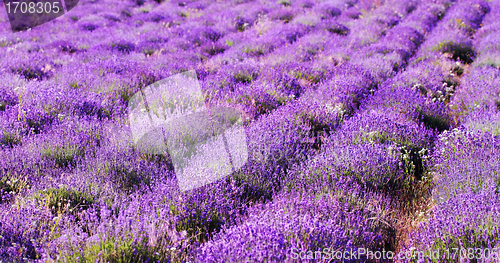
[276,13,294,23]
[450,18,475,35]
[278,0,291,6]
[433,41,475,64]
[141,48,155,57]
[355,129,418,150]
[475,55,500,69]
[294,70,323,84]
[0,40,13,47]
[104,162,152,192]
[420,112,450,132]
[115,73,156,103]
[114,84,137,103]
[244,45,266,56]
[238,93,282,115]
[34,188,96,215]
[0,175,28,202]
[203,44,226,56]
[169,199,227,243]
[0,100,8,111]
[234,71,256,84]
[41,144,84,168]
[69,81,81,89]
[62,234,171,263]
[110,42,135,54]
[236,18,248,32]
[138,152,174,170]
[230,171,273,204]
[0,131,21,148]
[11,66,47,81]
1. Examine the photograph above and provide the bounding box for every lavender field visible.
[0,0,499,261]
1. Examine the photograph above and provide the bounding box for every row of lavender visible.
[198,0,406,119]
[408,0,500,260]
